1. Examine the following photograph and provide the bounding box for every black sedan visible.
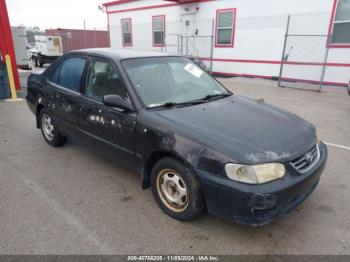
[26,48,327,226]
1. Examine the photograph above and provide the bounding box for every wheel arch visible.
[141,150,194,190]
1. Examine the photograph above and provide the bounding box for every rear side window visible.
[51,57,87,92]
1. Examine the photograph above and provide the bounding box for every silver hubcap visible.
[157,169,189,212]
[42,114,55,141]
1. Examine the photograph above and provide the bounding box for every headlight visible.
[225,163,286,184]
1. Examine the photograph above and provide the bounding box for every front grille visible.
[290,144,320,173]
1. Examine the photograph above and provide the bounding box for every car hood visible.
[155,95,316,164]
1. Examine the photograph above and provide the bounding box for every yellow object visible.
[5,54,18,100]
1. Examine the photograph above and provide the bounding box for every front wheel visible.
[151,157,205,221]
[39,108,67,147]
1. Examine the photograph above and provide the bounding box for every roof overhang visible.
[103,0,137,7]
[103,0,207,7]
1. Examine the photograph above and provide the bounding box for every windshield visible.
[122,57,230,108]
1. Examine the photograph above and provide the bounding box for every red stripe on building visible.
[213,71,272,79]
[105,0,213,14]
[213,71,348,87]
[200,57,350,67]
[280,77,348,87]
[103,0,212,7]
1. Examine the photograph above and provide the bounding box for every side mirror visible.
[103,94,133,112]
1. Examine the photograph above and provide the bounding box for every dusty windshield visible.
[122,57,230,108]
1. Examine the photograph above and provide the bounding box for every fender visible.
[27,73,49,128]
[137,115,234,189]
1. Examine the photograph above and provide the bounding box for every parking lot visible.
[0,77,349,255]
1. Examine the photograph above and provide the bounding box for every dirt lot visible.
[0,77,349,255]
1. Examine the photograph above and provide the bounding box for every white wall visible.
[108,0,182,51]
[107,0,350,86]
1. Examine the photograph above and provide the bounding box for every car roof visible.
[68,48,181,61]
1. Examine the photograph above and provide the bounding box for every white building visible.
[104,0,350,88]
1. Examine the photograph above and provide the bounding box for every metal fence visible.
[278,15,331,91]
[165,34,214,72]
[108,12,348,88]
[110,19,215,72]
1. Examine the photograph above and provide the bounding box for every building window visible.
[121,18,132,46]
[152,15,165,46]
[215,8,236,48]
[331,0,350,45]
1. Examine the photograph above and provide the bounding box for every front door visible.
[78,58,137,170]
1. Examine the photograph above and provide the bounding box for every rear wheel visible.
[39,108,67,147]
[37,56,44,67]
[34,57,39,67]
[151,157,204,221]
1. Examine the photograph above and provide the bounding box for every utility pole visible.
[67,32,72,51]
[83,20,88,48]
[94,28,97,48]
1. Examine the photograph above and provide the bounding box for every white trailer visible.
[104,0,350,89]
[32,35,63,67]
[11,27,31,69]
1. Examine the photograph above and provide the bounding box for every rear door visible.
[78,57,137,170]
[47,56,88,140]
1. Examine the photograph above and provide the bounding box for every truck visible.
[32,35,63,67]
[11,27,31,70]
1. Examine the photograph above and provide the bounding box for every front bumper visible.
[197,142,327,226]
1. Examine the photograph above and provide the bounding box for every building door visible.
[181,14,195,56]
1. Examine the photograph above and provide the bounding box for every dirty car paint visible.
[153,95,317,165]
[26,49,327,226]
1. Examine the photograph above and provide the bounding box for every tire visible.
[151,157,205,221]
[347,85,350,96]
[37,56,43,67]
[39,108,67,147]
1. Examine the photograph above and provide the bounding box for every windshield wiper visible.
[148,99,207,109]
[203,93,232,100]
[148,93,232,109]
[149,102,178,109]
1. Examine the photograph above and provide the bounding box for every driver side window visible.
[85,59,127,101]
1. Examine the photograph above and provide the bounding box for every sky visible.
[6,0,108,31]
